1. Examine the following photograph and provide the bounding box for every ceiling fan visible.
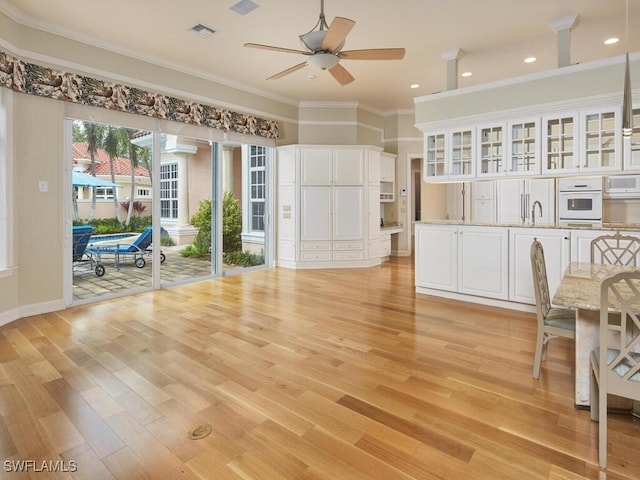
[244,0,405,86]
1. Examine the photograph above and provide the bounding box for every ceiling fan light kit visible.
[244,0,405,85]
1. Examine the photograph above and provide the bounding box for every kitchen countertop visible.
[381,223,403,233]
[415,220,640,231]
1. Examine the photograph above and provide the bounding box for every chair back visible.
[599,271,640,396]
[72,225,94,261]
[131,227,153,251]
[530,239,551,321]
[591,232,640,266]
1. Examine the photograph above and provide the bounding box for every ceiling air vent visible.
[190,24,216,38]
[230,0,260,16]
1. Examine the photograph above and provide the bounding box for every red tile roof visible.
[72,142,150,177]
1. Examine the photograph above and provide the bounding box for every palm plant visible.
[103,126,121,222]
[84,122,105,221]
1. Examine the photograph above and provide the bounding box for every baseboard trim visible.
[0,299,67,327]
[415,286,536,313]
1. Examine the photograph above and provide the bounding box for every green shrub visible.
[222,192,242,253]
[224,250,264,267]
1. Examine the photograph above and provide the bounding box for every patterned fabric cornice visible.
[0,49,279,139]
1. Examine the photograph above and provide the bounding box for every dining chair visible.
[531,238,576,378]
[530,239,576,379]
[590,271,640,469]
[591,231,640,266]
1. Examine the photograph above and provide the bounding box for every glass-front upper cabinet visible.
[507,118,540,176]
[477,122,506,177]
[449,127,475,179]
[623,107,640,171]
[579,106,621,172]
[424,131,446,180]
[542,112,578,174]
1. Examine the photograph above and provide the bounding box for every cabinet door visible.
[380,153,395,182]
[472,199,496,224]
[300,187,332,241]
[527,178,555,225]
[507,118,540,176]
[369,150,381,184]
[569,229,618,262]
[458,226,508,300]
[579,107,621,172]
[368,185,381,239]
[477,122,506,177]
[623,108,640,171]
[415,225,458,291]
[445,183,468,222]
[449,127,475,178]
[333,149,364,185]
[509,229,570,304]
[424,131,447,180]
[496,179,524,224]
[333,186,364,241]
[542,113,579,174]
[301,149,332,185]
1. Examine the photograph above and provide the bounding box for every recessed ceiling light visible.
[410,84,420,89]
[308,74,317,80]
[190,24,216,37]
[524,56,537,64]
[230,0,260,15]
[604,37,620,45]
[461,71,472,77]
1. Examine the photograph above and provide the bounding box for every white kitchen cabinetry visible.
[415,224,508,300]
[446,182,470,222]
[508,228,570,304]
[477,122,506,178]
[579,106,621,173]
[423,128,475,181]
[277,145,382,268]
[380,152,395,202]
[380,232,391,258]
[541,112,579,175]
[496,178,555,225]
[415,224,458,291]
[471,180,496,223]
[507,118,541,176]
[623,108,640,171]
[567,228,640,262]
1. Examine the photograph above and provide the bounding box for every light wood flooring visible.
[1,257,639,479]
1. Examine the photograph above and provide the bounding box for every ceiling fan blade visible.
[339,48,406,60]
[321,17,356,52]
[328,63,354,86]
[267,62,308,80]
[244,43,311,56]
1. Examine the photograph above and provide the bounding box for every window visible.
[160,163,178,219]
[95,187,114,199]
[249,145,266,232]
[137,188,150,198]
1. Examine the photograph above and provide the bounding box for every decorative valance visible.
[0,49,278,139]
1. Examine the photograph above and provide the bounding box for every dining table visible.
[552,261,640,408]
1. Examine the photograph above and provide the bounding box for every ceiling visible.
[2,0,639,112]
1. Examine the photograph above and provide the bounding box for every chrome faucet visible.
[531,200,543,226]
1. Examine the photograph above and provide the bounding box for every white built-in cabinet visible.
[623,108,640,171]
[508,228,570,304]
[415,224,508,300]
[380,152,396,202]
[496,178,555,225]
[423,128,475,181]
[507,118,541,176]
[477,122,506,177]
[471,180,496,223]
[277,145,382,268]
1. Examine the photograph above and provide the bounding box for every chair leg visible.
[598,383,607,468]
[532,332,544,379]
[590,368,599,421]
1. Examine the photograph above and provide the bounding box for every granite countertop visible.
[381,222,403,233]
[415,220,640,231]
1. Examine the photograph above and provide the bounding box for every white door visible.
[333,186,364,241]
[415,225,458,291]
[458,226,508,299]
[300,186,332,241]
[509,228,570,304]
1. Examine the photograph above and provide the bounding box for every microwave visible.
[604,175,640,198]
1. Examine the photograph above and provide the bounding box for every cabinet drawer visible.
[301,251,332,261]
[333,241,364,251]
[334,250,364,260]
[300,241,332,251]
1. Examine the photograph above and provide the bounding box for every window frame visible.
[0,88,14,275]
[160,162,179,220]
[248,145,266,233]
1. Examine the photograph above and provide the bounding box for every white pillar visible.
[177,155,190,226]
[550,15,578,68]
[441,49,464,91]
[223,146,234,193]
